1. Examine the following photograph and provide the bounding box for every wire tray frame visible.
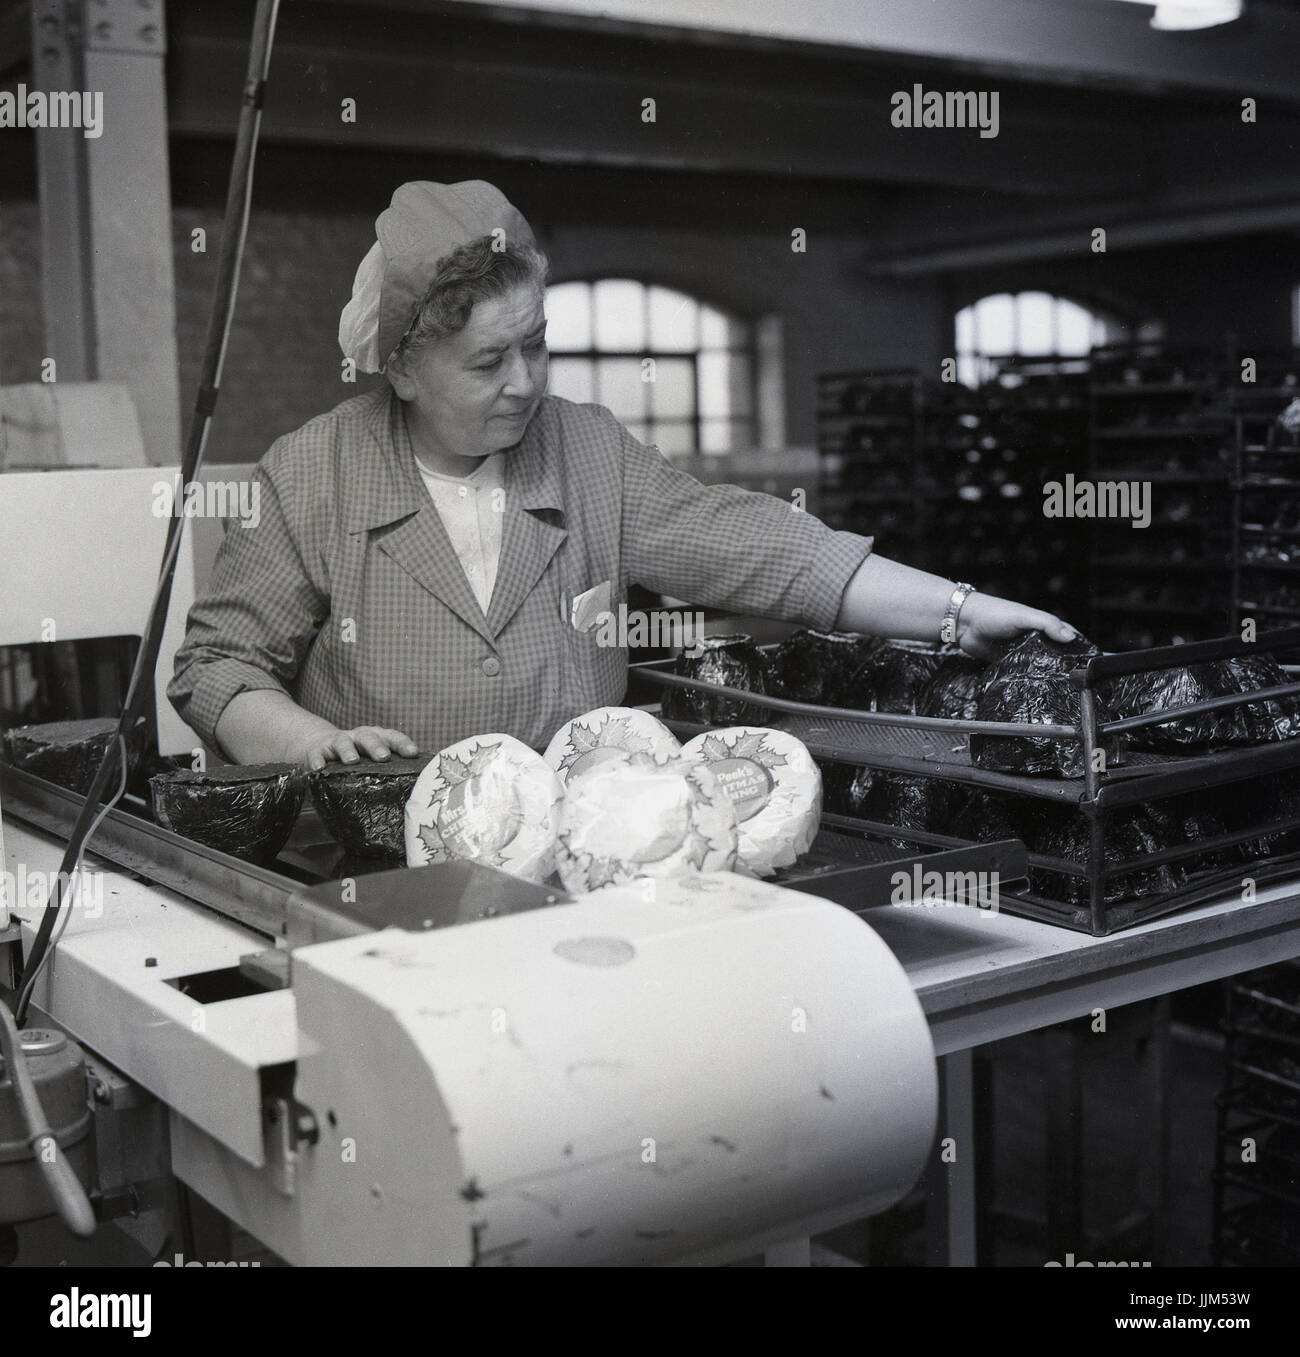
[635,625,1300,933]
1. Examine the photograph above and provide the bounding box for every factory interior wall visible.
[538,221,948,453]
[2,178,944,467]
[5,184,1299,469]
[949,236,1300,356]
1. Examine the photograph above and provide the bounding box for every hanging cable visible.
[11,0,282,1025]
[13,735,128,1021]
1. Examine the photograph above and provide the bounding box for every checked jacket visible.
[168,388,874,755]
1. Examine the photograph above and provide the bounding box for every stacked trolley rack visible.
[1231,358,1300,646]
[635,625,1300,935]
[1212,961,1300,1266]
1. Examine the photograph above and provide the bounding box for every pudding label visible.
[710,758,773,821]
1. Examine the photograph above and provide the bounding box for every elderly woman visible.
[169,180,1076,769]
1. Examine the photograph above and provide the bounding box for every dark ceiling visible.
[3,0,1299,269]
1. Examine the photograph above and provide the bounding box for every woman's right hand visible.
[215,692,421,770]
[298,726,420,771]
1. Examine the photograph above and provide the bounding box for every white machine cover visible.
[289,872,939,1265]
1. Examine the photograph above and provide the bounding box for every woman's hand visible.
[956,592,1077,660]
[836,554,1079,657]
[298,726,421,771]
[215,694,421,769]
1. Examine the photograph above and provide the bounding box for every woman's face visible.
[390,283,549,466]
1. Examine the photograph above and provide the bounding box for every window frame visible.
[544,277,760,455]
[955,290,1131,388]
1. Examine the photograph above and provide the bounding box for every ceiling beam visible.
[163,21,1151,198]
[868,176,1300,274]
[387,0,1300,104]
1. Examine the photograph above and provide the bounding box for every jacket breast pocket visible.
[564,597,628,711]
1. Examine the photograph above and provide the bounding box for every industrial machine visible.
[0,373,957,1266]
[1,761,943,1265]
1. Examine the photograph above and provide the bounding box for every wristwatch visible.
[940,583,977,647]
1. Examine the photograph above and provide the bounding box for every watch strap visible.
[940,582,976,646]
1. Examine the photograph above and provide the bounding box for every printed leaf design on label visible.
[569,724,602,755]
[559,714,656,775]
[701,733,733,760]
[417,823,444,857]
[466,744,500,777]
[559,831,617,887]
[559,722,604,774]
[730,731,788,770]
[592,854,626,884]
[439,751,473,787]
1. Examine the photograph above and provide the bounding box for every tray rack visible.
[633,625,1300,934]
[1211,961,1300,1266]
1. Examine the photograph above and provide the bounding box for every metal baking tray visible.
[283,804,1028,917]
[634,626,1300,934]
[634,626,1300,804]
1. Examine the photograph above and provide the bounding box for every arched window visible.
[544,279,758,454]
[955,291,1131,387]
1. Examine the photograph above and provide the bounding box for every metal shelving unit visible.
[1212,961,1300,1267]
[1230,357,1300,660]
[815,368,927,557]
[815,362,1089,619]
[1085,346,1235,651]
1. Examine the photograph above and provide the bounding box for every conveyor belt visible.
[1,762,356,945]
[1,762,1026,940]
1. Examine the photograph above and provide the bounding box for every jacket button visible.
[481,656,501,677]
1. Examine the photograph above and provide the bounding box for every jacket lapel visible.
[376,509,496,643]
[346,391,496,646]
[487,411,568,637]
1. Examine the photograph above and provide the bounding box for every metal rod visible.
[636,665,1081,738]
[1099,681,1300,735]
[1094,739,1300,807]
[1080,686,1101,801]
[1079,624,1300,684]
[1087,803,1108,936]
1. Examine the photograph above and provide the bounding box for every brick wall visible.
[172,205,387,464]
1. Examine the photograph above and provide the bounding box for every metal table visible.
[869,882,1300,1265]
[4,808,1299,1266]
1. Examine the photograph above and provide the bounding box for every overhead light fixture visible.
[1110,0,1243,29]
